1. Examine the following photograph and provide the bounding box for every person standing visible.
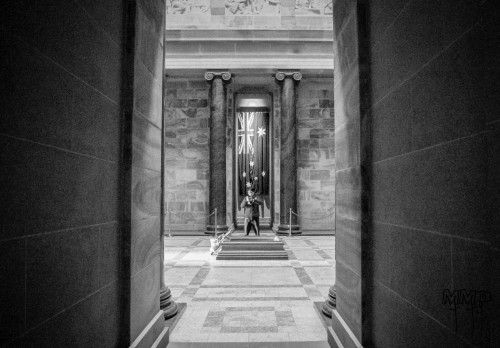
[240,188,263,236]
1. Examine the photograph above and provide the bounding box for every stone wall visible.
[368,0,498,346]
[164,78,210,233]
[2,0,170,346]
[1,1,124,346]
[297,79,335,232]
[165,0,333,29]
[330,0,499,346]
[165,76,334,234]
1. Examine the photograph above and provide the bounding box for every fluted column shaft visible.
[205,71,231,234]
[276,72,301,234]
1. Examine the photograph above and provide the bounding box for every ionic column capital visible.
[205,71,232,82]
[275,71,302,82]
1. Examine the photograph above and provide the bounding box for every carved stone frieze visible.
[225,0,281,15]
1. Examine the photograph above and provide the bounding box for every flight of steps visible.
[216,234,288,260]
[236,216,271,230]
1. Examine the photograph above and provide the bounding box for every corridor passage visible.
[164,235,335,347]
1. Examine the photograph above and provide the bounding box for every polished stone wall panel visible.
[128,0,166,344]
[373,135,488,241]
[131,167,162,274]
[136,3,165,81]
[132,114,162,172]
[334,72,360,170]
[410,30,489,151]
[26,226,100,329]
[15,281,121,348]
[76,0,124,46]
[98,223,120,288]
[372,81,412,162]
[451,239,494,346]
[130,261,161,341]
[335,216,361,276]
[0,137,119,240]
[372,222,452,326]
[331,1,363,341]
[367,0,498,345]
[297,79,335,232]
[0,33,73,151]
[335,167,361,222]
[488,125,500,248]
[371,282,466,348]
[0,239,25,345]
[72,82,121,162]
[369,0,410,47]
[164,78,210,232]
[134,61,163,128]
[31,0,122,102]
[336,260,361,340]
[19,291,100,348]
[370,0,444,103]
[0,0,132,346]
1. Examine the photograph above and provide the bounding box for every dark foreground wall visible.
[0,0,168,346]
[369,0,498,346]
[332,0,498,347]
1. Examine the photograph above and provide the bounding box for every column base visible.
[276,224,301,235]
[322,286,337,317]
[204,225,228,235]
[160,286,178,320]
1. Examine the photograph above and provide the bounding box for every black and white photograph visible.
[1,0,497,347]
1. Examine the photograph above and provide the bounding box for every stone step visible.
[216,251,289,260]
[216,237,289,260]
[221,243,284,251]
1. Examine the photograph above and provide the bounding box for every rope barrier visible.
[166,207,221,237]
[168,209,216,224]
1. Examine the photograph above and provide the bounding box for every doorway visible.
[233,93,273,230]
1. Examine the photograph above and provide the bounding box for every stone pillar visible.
[160,76,178,320]
[205,71,231,234]
[276,71,302,235]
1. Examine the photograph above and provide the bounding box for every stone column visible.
[205,71,231,234]
[276,71,301,235]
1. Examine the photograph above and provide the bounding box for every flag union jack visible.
[238,112,254,155]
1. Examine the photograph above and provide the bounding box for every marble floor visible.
[164,233,335,347]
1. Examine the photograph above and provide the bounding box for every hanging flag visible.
[238,109,269,196]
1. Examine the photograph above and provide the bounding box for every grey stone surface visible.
[364,0,499,346]
[335,261,361,341]
[278,75,300,231]
[371,281,465,348]
[207,74,229,230]
[0,239,25,345]
[164,79,211,232]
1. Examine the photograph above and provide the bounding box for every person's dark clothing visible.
[240,195,262,235]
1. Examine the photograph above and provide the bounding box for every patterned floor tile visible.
[166,235,335,344]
